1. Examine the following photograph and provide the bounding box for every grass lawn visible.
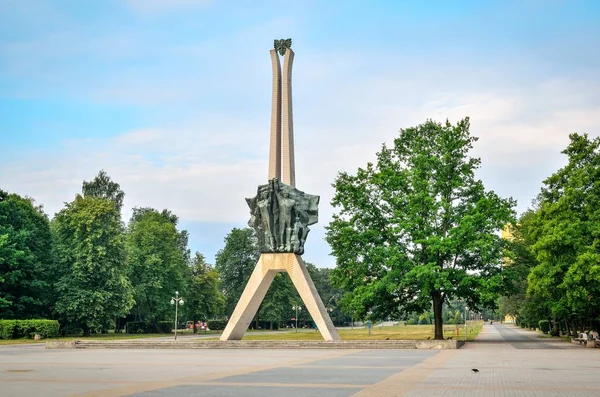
[0,330,221,345]
[0,323,484,345]
[212,322,484,342]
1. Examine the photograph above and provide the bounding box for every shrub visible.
[126,322,152,334]
[126,321,174,334]
[406,319,416,325]
[0,320,17,339]
[207,319,228,330]
[157,321,173,333]
[0,320,59,339]
[538,320,550,334]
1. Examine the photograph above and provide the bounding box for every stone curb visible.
[46,339,463,350]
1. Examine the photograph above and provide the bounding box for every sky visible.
[1,0,599,267]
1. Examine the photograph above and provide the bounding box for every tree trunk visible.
[432,290,444,340]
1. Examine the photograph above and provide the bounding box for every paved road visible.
[1,324,598,396]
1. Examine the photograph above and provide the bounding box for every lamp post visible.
[170,291,184,340]
[464,305,468,342]
[292,305,302,332]
[327,307,334,331]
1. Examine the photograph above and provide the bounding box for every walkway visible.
[1,324,598,396]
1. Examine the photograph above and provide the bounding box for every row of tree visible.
[5,118,594,340]
[499,133,600,336]
[0,171,347,334]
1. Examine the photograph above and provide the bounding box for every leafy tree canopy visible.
[527,133,600,329]
[82,170,125,212]
[126,207,189,328]
[326,118,515,339]
[52,194,133,333]
[215,228,260,317]
[0,190,54,318]
[184,252,225,331]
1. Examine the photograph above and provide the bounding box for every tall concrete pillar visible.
[268,49,282,181]
[220,40,340,342]
[281,49,295,187]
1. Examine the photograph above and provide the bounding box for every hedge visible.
[207,319,228,330]
[538,320,550,334]
[126,321,173,334]
[0,320,60,339]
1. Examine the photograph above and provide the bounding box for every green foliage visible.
[306,264,350,325]
[327,118,515,339]
[126,207,190,327]
[125,321,172,334]
[406,319,415,325]
[0,319,59,339]
[184,252,225,331]
[538,320,550,334]
[52,192,134,334]
[259,272,298,328]
[526,134,600,334]
[0,190,55,319]
[215,228,260,316]
[82,170,125,212]
[207,319,228,330]
[0,320,16,339]
[454,311,463,325]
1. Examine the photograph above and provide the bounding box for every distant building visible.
[502,224,516,323]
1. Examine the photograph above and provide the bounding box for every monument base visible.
[220,253,340,341]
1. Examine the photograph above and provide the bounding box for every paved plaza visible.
[1,324,599,396]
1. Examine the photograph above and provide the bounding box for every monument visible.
[220,39,340,341]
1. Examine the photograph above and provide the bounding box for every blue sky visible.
[1,0,599,267]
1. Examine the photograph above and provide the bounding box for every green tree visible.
[185,252,225,332]
[305,263,349,326]
[327,118,515,339]
[0,190,54,318]
[215,228,260,317]
[52,194,133,334]
[215,227,306,329]
[259,273,298,329]
[82,170,125,211]
[497,211,542,326]
[527,133,600,335]
[454,310,462,325]
[126,208,189,330]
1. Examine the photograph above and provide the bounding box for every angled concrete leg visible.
[220,257,279,341]
[286,254,340,341]
[220,253,340,341]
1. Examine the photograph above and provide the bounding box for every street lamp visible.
[292,305,302,332]
[170,291,184,340]
[464,305,468,342]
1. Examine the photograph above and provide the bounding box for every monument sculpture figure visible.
[220,39,340,342]
[247,179,318,254]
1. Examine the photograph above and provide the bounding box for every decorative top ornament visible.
[274,38,292,56]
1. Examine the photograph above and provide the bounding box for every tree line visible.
[498,133,600,336]
[0,171,347,335]
[4,118,595,340]
[325,118,599,339]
